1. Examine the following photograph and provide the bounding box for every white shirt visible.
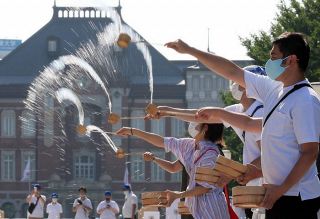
[96,200,119,219]
[28,195,46,218]
[73,197,92,219]
[46,202,63,219]
[244,70,320,200]
[122,192,138,218]
[224,101,263,186]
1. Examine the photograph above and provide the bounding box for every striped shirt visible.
[164,137,230,219]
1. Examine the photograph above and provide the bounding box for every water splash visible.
[86,125,118,152]
[53,55,112,113]
[55,88,84,125]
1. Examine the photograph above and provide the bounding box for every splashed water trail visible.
[56,55,112,113]
[55,88,84,125]
[86,125,118,152]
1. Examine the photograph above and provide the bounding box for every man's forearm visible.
[154,157,182,173]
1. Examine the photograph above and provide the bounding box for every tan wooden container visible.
[178,202,191,215]
[196,167,221,176]
[195,173,219,184]
[141,191,167,207]
[216,155,247,173]
[214,163,243,178]
[141,191,167,200]
[232,186,265,208]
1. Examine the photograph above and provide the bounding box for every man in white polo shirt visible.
[96,191,119,219]
[72,187,93,219]
[166,32,320,219]
[122,184,138,219]
[46,193,63,219]
[26,184,46,219]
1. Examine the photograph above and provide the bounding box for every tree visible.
[241,0,320,82]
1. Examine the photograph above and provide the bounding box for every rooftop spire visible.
[116,0,123,19]
[54,0,56,7]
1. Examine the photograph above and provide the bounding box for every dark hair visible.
[272,32,310,72]
[78,187,87,193]
[200,123,224,148]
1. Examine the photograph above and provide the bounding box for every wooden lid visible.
[141,191,167,200]
[196,167,221,176]
[232,186,266,196]
[214,163,243,178]
[233,195,264,208]
[216,155,247,173]
[145,103,158,116]
[142,198,167,206]
[178,209,191,215]
[140,206,159,212]
[178,201,186,208]
[195,174,219,184]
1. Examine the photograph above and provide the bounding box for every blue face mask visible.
[265,57,289,80]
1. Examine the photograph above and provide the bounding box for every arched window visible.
[80,10,84,18]
[1,110,16,137]
[96,10,101,18]
[69,10,74,18]
[74,10,79,18]
[90,10,95,18]
[58,10,63,18]
[85,10,90,18]
[63,10,68,18]
[21,111,36,137]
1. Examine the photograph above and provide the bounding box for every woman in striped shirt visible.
[116,123,230,219]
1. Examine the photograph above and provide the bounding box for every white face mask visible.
[230,83,243,101]
[52,198,58,203]
[123,191,130,197]
[188,122,198,138]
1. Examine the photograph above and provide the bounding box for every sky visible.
[0,0,281,60]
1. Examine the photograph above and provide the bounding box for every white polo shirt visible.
[244,70,320,200]
[122,192,138,218]
[27,195,46,218]
[73,197,92,219]
[46,202,63,219]
[224,101,263,186]
[96,200,119,219]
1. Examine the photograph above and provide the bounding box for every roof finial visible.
[54,0,56,7]
[207,28,210,53]
[118,0,121,7]
[116,0,122,18]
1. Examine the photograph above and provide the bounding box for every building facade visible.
[0,4,252,218]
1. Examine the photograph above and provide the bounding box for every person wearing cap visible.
[165,32,320,218]
[72,187,93,219]
[96,191,119,219]
[26,184,46,219]
[122,184,138,219]
[46,193,63,219]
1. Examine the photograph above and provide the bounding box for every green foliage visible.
[220,91,243,163]
[240,0,320,82]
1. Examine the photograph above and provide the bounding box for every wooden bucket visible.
[117,33,131,48]
[178,201,191,215]
[232,186,265,208]
[141,191,167,207]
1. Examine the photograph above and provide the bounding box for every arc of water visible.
[86,125,118,153]
[52,55,112,113]
[55,88,84,125]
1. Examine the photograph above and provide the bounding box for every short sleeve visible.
[252,107,263,142]
[72,199,77,207]
[244,70,278,103]
[113,202,120,212]
[46,205,49,214]
[87,200,93,209]
[164,137,193,164]
[59,204,63,213]
[195,149,219,189]
[96,202,103,212]
[223,104,243,127]
[292,98,320,144]
[42,195,47,202]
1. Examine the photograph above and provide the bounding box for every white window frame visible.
[21,111,36,137]
[130,154,145,182]
[73,151,95,180]
[130,110,145,130]
[1,110,16,137]
[1,150,16,181]
[21,150,36,181]
[151,120,165,136]
[171,119,186,137]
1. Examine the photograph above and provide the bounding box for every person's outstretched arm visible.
[145,106,221,123]
[144,152,183,173]
[165,40,245,87]
[196,107,262,133]
[116,127,165,148]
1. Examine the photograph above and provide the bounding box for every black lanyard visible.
[263,83,312,127]
[242,104,263,141]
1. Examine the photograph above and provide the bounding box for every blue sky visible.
[0,0,281,60]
